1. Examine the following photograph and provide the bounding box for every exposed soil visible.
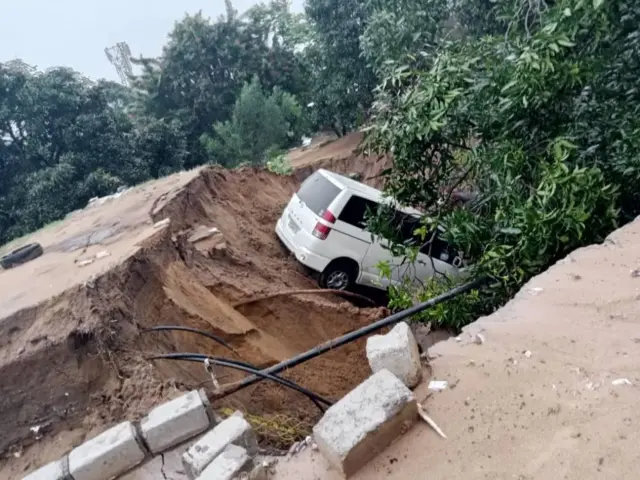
[0,135,394,478]
[289,132,391,190]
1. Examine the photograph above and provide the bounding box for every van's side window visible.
[338,195,379,228]
[393,212,453,262]
[297,174,341,216]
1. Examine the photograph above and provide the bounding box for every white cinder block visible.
[313,369,417,477]
[195,444,251,480]
[182,412,257,480]
[140,390,210,453]
[366,322,422,388]
[22,457,70,480]
[69,421,146,480]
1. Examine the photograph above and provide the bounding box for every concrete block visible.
[182,412,257,479]
[366,322,422,388]
[195,444,251,480]
[69,421,146,480]
[140,390,211,453]
[313,369,417,477]
[22,457,71,480]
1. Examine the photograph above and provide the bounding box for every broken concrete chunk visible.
[140,390,211,454]
[366,322,422,388]
[182,412,257,480]
[195,444,251,480]
[313,369,417,477]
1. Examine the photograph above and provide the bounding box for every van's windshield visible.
[297,174,341,216]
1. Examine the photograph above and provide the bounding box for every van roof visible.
[317,169,423,217]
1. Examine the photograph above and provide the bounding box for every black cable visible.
[148,353,332,412]
[141,326,234,353]
[219,276,489,397]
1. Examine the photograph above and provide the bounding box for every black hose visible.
[141,326,235,354]
[148,353,332,412]
[218,276,488,397]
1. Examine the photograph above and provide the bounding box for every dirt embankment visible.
[1,156,388,478]
[289,132,392,190]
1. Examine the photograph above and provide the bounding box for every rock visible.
[366,322,422,388]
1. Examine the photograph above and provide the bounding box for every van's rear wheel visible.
[320,260,357,291]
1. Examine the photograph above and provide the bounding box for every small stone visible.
[77,259,94,267]
[95,250,110,260]
[428,380,448,392]
[154,218,171,229]
[475,333,485,345]
[612,378,632,386]
[524,350,532,358]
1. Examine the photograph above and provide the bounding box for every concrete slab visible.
[68,421,146,480]
[313,369,417,477]
[140,390,211,454]
[21,457,70,480]
[366,322,422,388]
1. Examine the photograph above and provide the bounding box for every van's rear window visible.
[297,174,341,216]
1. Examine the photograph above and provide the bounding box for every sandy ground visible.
[274,219,640,479]
[0,170,201,320]
[2,134,397,479]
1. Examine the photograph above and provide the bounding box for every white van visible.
[275,169,464,291]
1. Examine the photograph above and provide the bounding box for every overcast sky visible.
[0,0,304,81]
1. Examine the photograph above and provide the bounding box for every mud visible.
[0,137,392,477]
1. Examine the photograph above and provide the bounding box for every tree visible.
[364,0,639,327]
[202,77,302,166]
[0,61,188,243]
[305,0,377,135]
[360,0,449,76]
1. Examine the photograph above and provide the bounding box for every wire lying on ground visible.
[147,353,333,413]
[216,276,489,398]
[141,326,238,356]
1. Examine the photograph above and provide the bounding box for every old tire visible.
[319,260,358,291]
[0,243,43,269]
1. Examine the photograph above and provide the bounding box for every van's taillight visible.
[312,210,336,240]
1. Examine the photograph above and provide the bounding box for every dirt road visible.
[275,219,640,479]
